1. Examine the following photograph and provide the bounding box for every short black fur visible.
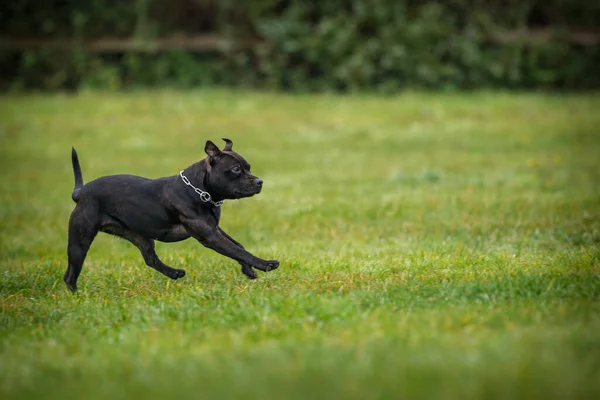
[64,139,279,292]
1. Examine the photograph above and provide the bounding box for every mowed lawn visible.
[0,90,599,400]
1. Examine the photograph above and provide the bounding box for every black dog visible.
[64,138,279,292]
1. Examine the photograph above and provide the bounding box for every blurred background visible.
[1,0,598,92]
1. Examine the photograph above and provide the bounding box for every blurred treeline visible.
[1,0,598,91]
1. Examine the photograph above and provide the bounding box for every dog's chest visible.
[155,224,190,242]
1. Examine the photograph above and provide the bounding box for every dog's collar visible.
[179,171,223,207]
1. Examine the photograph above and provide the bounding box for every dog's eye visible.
[231,166,242,174]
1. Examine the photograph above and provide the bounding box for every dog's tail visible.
[71,147,84,202]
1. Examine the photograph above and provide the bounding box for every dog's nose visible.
[255,178,263,187]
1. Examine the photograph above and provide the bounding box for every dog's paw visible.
[241,264,257,279]
[167,268,186,279]
[65,282,78,293]
[175,269,186,279]
[254,259,280,272]
[265,260,280,272]
[64,271,77,293]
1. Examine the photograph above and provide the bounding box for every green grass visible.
[1,90,599,400]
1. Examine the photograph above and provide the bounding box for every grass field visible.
[1,90,599,400]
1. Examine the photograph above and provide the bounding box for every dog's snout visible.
[255,178,263,188]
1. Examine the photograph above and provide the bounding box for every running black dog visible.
[64,139,279,292]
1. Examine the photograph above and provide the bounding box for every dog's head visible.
[203,138,263,200]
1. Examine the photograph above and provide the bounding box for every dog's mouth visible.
[233,187,261,198]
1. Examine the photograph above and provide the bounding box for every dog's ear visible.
[222,138,233,151]
[204,140,221,158]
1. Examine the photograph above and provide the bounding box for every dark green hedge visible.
[1,0,599,91]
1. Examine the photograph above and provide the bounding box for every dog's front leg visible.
[183,218,279,272]
[218,227,259,279]
[208,207,256,277]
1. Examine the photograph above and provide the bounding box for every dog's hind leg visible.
[102,224,186,280]
[65,204,99,293]
[128,234,186,280]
